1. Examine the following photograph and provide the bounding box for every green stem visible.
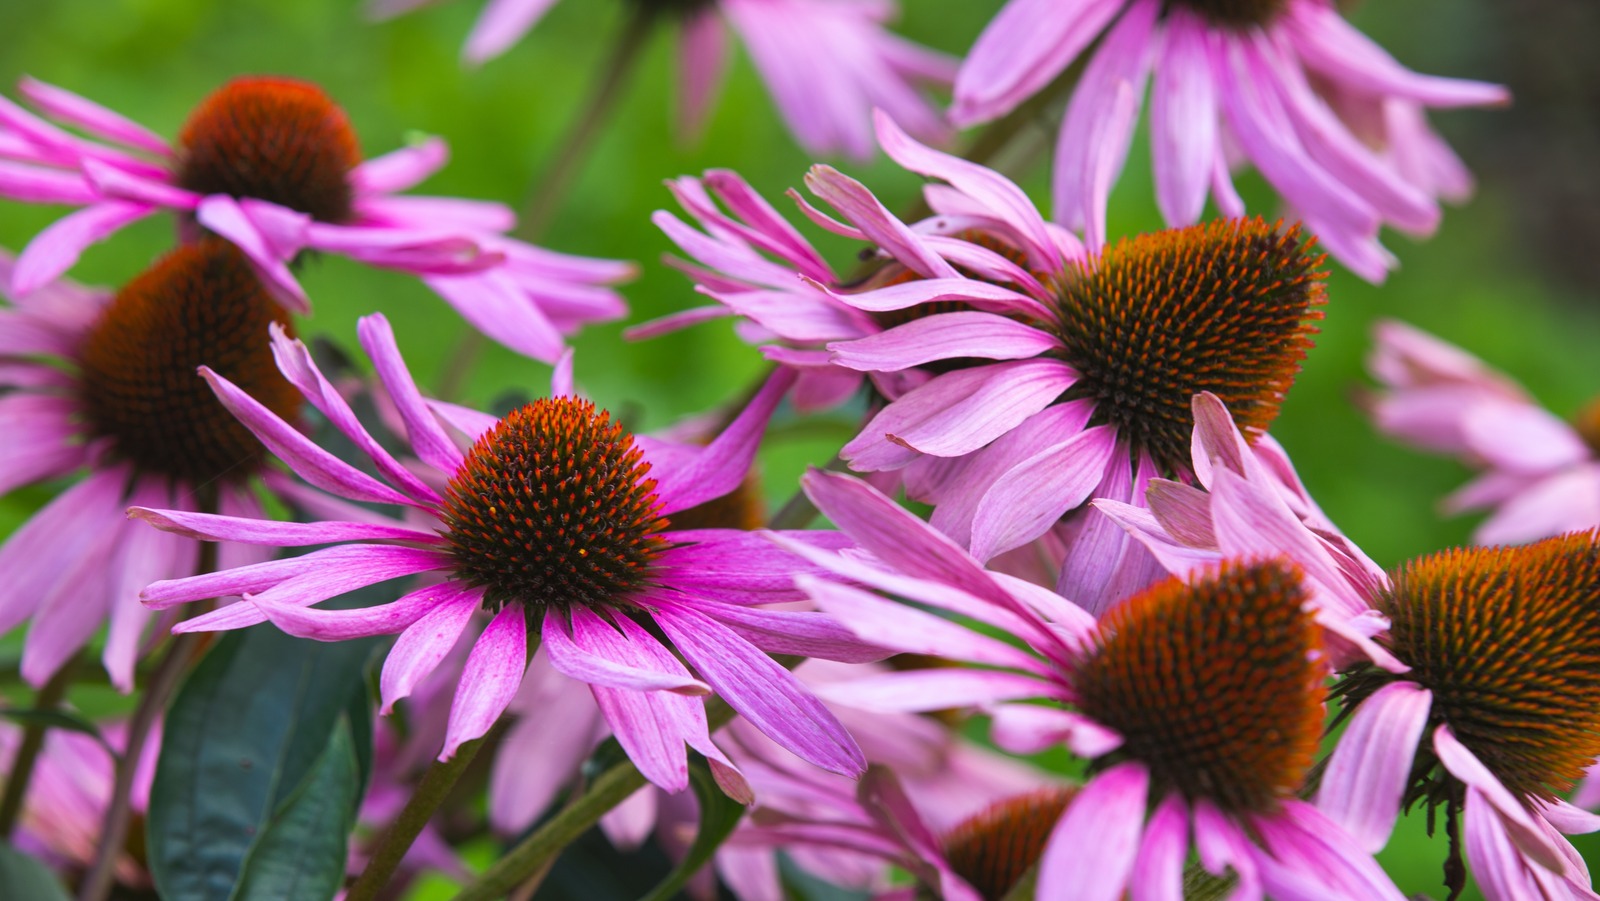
[434,5,658,401]
[0,660,77,839]
[345,736,489,901]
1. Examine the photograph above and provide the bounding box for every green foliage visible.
[0,841,72,901]
[146,623,376,901]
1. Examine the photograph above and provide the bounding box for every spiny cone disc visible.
[1072,558,1324,814]
[77,238,298,486]
[441,397,669,614]
[940,787,1078,901]
[1051,218,1325,475]
[175,76,361,223]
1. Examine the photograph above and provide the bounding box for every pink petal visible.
[441,606,528,758]
[106,484,197,692]
[1315,682,1432,853]
[194,196,309,314]
[199,367,416,507]
[842,360,1077,470]
[379,591,481,713]
[654,366,796,514]
[672,594,890,664]
[357,313,466,474]
[989,703,1121,758]
[812,668,1049,713]
[423,270,566,363]
[463,0,559,63]
[12,202,154,296]
[489,655,602,832]
[1132,794,1189,901]
[18,78,170,153]
[248,581,466,642]
[950,0,1122,127]
[128,506,440,546]
[1038,762,1148,901]
[970,424,1118,562]
[803,165,958,280]
[1434,724,1569,874]
[676,10,729,140]
[0,467,124,634]
[829,311,1061,372]
[142,543,445,610]
[542,606,712,695]
[651,600,865,777]
[351,137,448,195]
[1150,12,1216,226]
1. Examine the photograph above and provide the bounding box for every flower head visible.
[371,0,955,159]
[953,0,1508,279]
[0,75,631,361]
[133,314,876,792]
[1365,319,1600,545]
[1318,531,1600,900]
[0,241,294,690]
[779,469,1403,900]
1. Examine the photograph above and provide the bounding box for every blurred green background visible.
[0,0,1595,898]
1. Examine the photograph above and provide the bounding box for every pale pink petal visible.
[18,77,170,153]
[380,591,482,713]
[1315,681,1431,853]
[990,703,1121,758]
[842,360,1077,470]
[488,653,602,833]
[1253,801,1406,901]
[129,506,440,546]
[424,270,566,364]
[653,366,795,513]
[950,0,1123,127]
[351,137,448,195]
[463,0,560,63]
[0,467,125,634]
[1434,724,1569,874]
[141,543,444,610]
[970,425,1118,562]
[12,202,154,296]
[828,311,1060,372]
[1461,402,1589,473]
[1285,4,1509,108]
[194,196,309,313]
[105,482,197,692]
[1038,762,1148,901]
[812,668,1049,713]
[674,594,890,664]
[677,10,729,140]
[441,606,527,758]
[1132,794,1189,901]
[803,165,958,280]
[1150,12,1216,226]
[1473,466,1600,546]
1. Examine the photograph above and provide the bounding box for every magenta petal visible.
[669,593,891,664]
[379,591,481,713]
[424,270,566,364]
[676,10,729,140]
[0,467,125,634]
[357,313,465,474]
[250,581,465,642]
[13,202,154,296]
[441,606,527,758]
[1315,681,1431,853]
[1038,762,1149,901]
[654,366,796,514]
[200,367,416,507]
[351,137,448,195]
[802,165,958,280]
[651,600,865,777]
[1462,787,1540,901]
[542,607,712,695]
[129,506,439,546]
[18,77,170,153]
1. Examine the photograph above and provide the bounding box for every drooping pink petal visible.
[0,466,125,634]
[676,9,729,141]
[441,606,527,758]
[18,77,170,154]
[989,704,1121,758]
[489,652,603,833]
[105,482,197,693]
[142,544,447,610]
[842,360,1077,470]
[828,311,1061,372]
[1038,762,1149,901]
[357,313,466,474]
[1253,801,1406,901]
[128,506,440,546]
[194,196,309,313]
[1315,681,1431,853]
[812,668,1050,714]
[651,600,865,777]
[667,591,890,664]
[423,271,566,364]
[1132,793,1189,901]
[950,0,1123,127]
[379,591,481,713]
[970,424,1119,562]
[1149,11,1216,227]
[542,606,712,695]
[1434,724,1569,874]
[802,165,958,280]
[351,136,448,195]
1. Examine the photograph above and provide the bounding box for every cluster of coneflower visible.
[0,2,1590,901]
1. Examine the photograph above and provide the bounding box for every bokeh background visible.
[0,0,1595,898]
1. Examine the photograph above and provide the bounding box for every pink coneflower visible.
[0,240,294,690]
[131,313,873,793]
[369,0,955,159]
[778,469,1404,899]
[0,76,631,361]
[952,0,1507,279]
[1094,392,1400,666]
[1317,532,1600,901]
[1365,319,1600,546]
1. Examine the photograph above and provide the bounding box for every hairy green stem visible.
[0,660,77,839]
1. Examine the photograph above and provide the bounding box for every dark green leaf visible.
[147,624,377,901]
[0,842,71,901]
[635,756,746,901]
[0,708,114,756]
[232,715,363,901]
